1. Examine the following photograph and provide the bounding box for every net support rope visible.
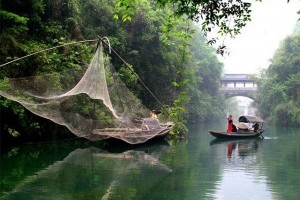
[0,39,98,68]
[98,36,173,120]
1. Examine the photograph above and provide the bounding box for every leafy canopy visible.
[115,0,257,54]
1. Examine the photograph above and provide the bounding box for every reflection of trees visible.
[0,143,171,200]
[0,140,93,197]
[154,125,221,200]
[259,127,300,200]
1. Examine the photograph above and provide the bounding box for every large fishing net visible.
[0,40,173,144]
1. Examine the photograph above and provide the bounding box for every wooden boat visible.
[87,118,173,144]
[209,115,264,139]
[209,129,264,139]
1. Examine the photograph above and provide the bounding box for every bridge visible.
[221,74,257,100]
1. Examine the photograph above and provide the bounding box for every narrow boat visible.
[209,129,264,139]
[209,115,264,139]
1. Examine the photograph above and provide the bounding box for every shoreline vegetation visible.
[0,0,225,144]
[1,1,299,146]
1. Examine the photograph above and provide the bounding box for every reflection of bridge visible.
[221,74,257,100]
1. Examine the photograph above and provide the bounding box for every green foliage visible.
[114,0,136,21]
[8,128,21,137]
[113,0,224,136]
[118,64,139,88]
[256,23,300,126]
[0,10,28,35]
[114,0,255,54]
[0,0,226,141]
[273,102,300,126]
[168,91,189,136]
[0,10,28,60]
[0,97,41,138]
[179,27,224,122]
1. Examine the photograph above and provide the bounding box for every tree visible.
[0,0,226,141]
[256,23,300,126]
[115,0,256,54]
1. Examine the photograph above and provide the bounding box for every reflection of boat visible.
[210,138,262,160]
[209,115,264,139]
[209,137,263,146]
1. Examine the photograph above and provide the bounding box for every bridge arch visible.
[221,74,257,100]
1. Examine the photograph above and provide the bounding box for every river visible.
[1,122,300,200]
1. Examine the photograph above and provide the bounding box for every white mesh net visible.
[0,41,172,144]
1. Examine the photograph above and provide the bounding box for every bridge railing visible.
[220,87,257,91]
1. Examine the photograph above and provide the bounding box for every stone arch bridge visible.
[221,74,257,100]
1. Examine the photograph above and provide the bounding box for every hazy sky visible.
[218,0,300,74]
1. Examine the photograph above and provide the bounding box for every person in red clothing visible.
[227,115,233,132]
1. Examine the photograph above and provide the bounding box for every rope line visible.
[0,39,98,68]
[100,37,173,119]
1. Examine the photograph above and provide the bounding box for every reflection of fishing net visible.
[1,147,172,199]
[0,41,172,144]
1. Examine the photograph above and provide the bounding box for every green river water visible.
[1,122,300,200]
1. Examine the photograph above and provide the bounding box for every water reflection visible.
[2,124,300,200]
[208,138,275,199]
[0,142,171,200]
[210,138,262,160]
